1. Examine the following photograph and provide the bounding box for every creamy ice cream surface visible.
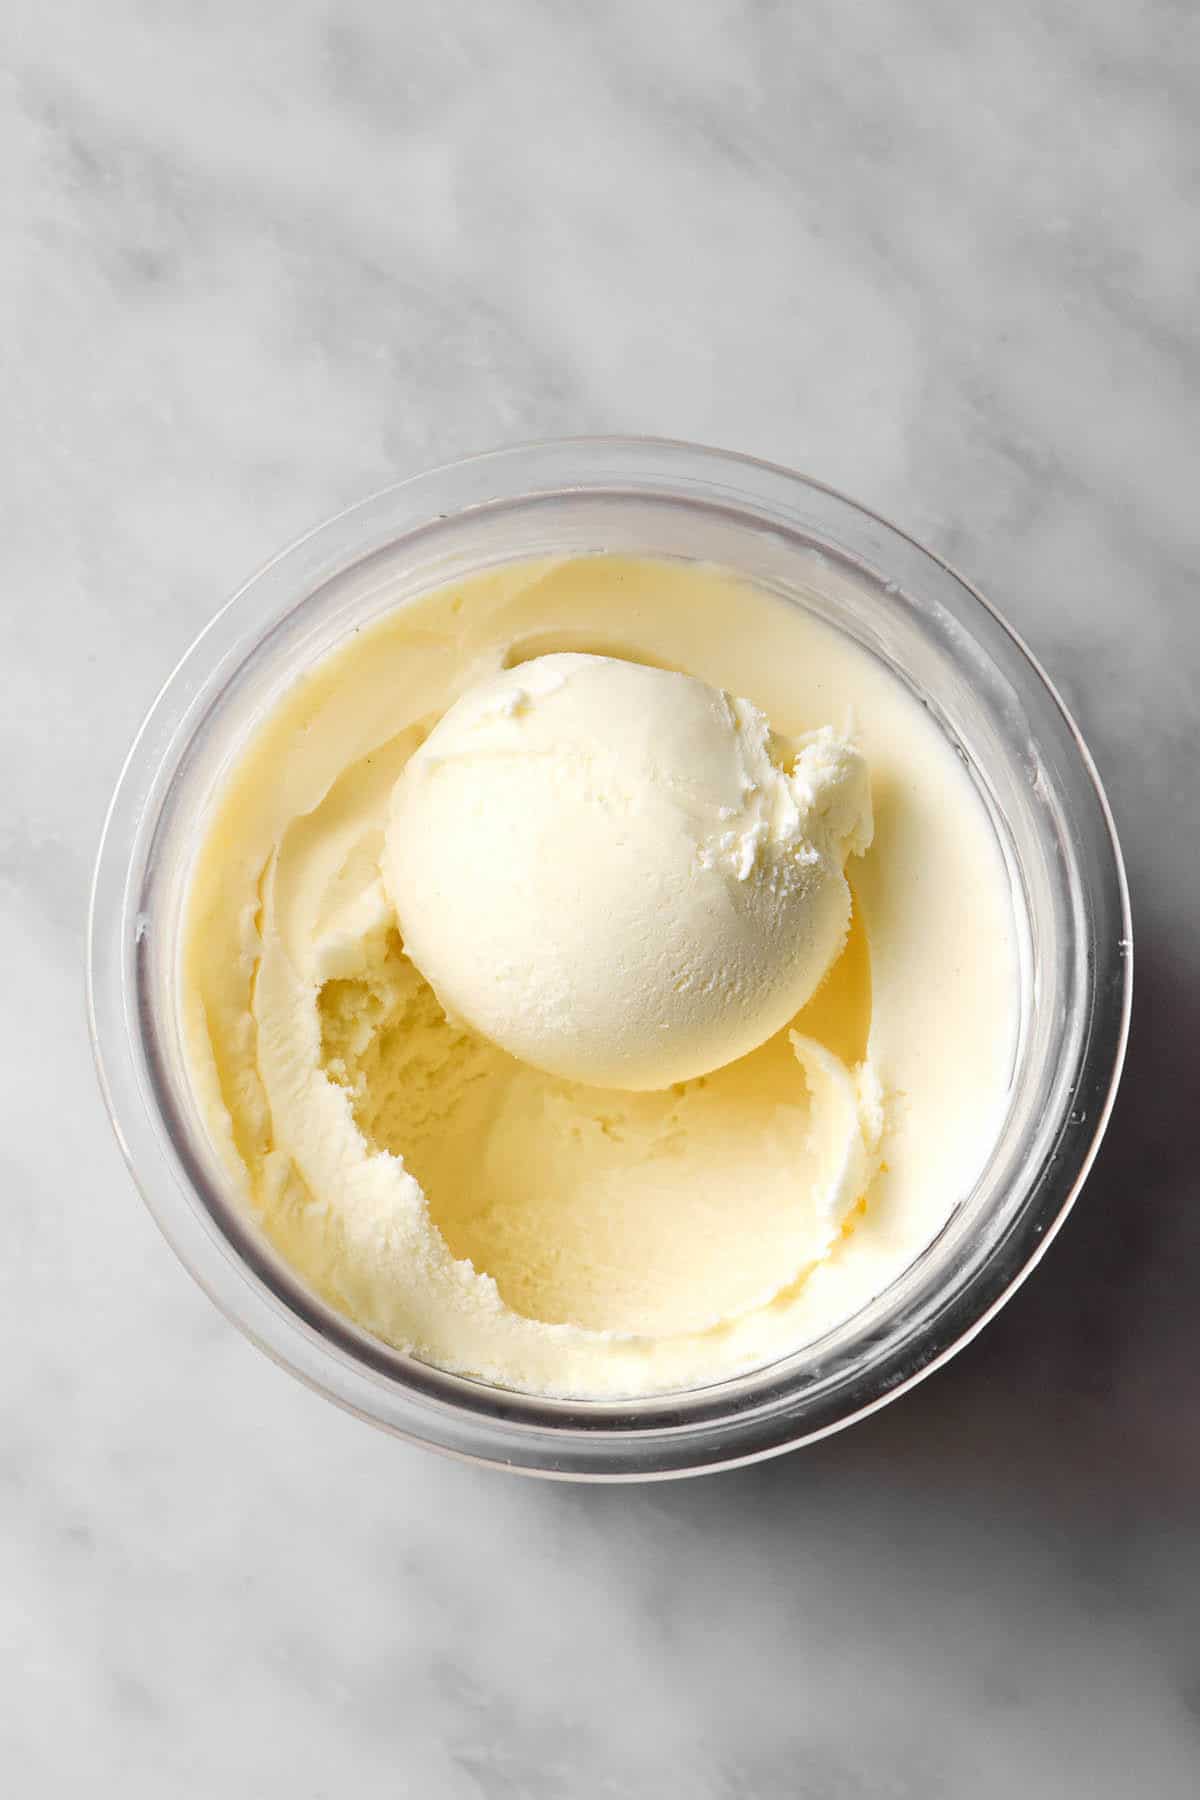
[182,555,1016,1397]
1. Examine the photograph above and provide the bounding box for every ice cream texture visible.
[182,555,1016,1397]
[384,653,872,1090]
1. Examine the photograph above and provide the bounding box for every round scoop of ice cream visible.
[383,653,872,1089]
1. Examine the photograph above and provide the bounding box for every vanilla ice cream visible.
[384,653,872,1089]
[181,554,1017,1398]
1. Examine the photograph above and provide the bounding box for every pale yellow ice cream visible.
[385,652,872,1090]
[181,555,1016,1397]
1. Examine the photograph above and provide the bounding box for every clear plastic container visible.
[88,439,1131,1479]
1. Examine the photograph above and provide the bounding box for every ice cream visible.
[384,652,872,1089]
[181,554,1017,1397]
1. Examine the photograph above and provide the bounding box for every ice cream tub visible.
[88,438,1131,1478]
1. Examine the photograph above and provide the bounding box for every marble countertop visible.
[4,2,1198,1793]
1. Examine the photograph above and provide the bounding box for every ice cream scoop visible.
[383,652,872,1089]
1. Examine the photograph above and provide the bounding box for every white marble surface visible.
[3,1,1198,1792]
